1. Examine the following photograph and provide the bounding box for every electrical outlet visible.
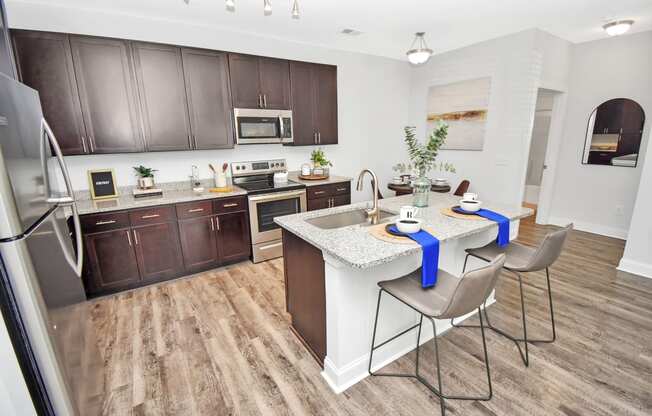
[615,205,625,216]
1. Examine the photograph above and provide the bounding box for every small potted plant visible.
[310,148,332,176]
[133,165,157,189]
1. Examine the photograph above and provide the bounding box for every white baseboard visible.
[321,298,495,394]
[547,216,627,240]
[617,258,652,279]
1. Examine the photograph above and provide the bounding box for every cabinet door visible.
[13,31,88,155]
[228,53,261,108]
[133,42,192,151]
[314,64,338,144]
[289,61,317,145]
[70,36,144,153]
[132,223,183,282]
[178,216,218,272]
[84,229,140,293]
[332,194,350,208]
[216,211,251,263]
[307,197,330,212]
[182,48,234,149]
[259,57,290,109]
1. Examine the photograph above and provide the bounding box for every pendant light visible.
[263,0,272,15]
[291,0,300,19]
[406,32,433,65]
[225,0,235,11]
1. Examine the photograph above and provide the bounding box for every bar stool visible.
[454,224,572,367]
[368,254,506,415]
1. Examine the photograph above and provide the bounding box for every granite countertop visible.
[287,171,352,187]
[76,186,247,215]
[275,193,533,269]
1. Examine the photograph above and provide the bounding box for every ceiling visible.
[8,0,652,60]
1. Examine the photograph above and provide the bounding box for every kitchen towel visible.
[475,209,510,247]
[388,225,439,288]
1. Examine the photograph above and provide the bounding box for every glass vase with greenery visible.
[403,123,449,207]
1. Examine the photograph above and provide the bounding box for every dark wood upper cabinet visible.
[132,42,192,151]
[258,57,291,109]
[178,216,219,272]
[132,222,183,282]
[228,53,290,109]
[70,36,144,153]
[182,48,234,149]
[228,53,262,108]
[84,228,140,293]
[216,211,250,262]
[289,61,338,145]
[12,31,88,155]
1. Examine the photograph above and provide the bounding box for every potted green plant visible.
[133,165,157,189]
[403,123,449,207]
[310,148,332,176]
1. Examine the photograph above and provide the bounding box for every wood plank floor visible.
[90,218,652,415]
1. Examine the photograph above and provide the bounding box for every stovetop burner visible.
[231,158,305,196]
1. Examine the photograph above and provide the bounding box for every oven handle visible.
[248,189,306,203]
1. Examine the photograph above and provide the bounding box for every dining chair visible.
[453,180,470,196]
[453,224,572,367]
[369,254,506,415]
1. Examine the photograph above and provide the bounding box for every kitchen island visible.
[275,192,532,393]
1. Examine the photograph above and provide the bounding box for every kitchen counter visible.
[287,171,352,187]
[275,193,532,269]
[75,186,247,215]
[275,192,532,394]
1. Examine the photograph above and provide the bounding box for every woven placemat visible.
[368,223,438,245]
[440,207,488,221]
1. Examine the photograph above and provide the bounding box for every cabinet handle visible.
[318,132,321,144]
[263,94,267,108]
[95,220,116,225]
[337,188,347,192]
[89,138,95,153]
[192,134,197,148]
[210,217,215,231]
[133,230,139,245]
[81,136,88,153]
[188,208,204,213]
[126,230,132,246]
[314,191,325,195]
[187,134,192,148]
[258,94,263,108]
[140,214,160,219]
[222,203,239,208]
[215,216,220,231]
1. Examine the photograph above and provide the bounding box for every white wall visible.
[6,2,411,203]
[546,31,652,239]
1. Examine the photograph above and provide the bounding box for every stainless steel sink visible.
[306,209,396,229]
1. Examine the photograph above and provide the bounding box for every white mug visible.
[463,192,478,201]
[400,205,418,220]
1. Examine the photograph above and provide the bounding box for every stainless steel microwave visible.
[234,108,293,145]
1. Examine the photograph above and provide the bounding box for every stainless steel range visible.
[232,159,306,262]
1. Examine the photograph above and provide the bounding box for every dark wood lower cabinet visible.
[178,216,219,272]
[216,211,250,262]
[306,182,351,211]
[84,228,140,294]
[132,222,183,282]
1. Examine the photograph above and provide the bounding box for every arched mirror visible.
[582,98,645,167]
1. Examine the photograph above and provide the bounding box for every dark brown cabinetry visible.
[12,30,88,155]
[182,48,234,149]
[132,42,192,151]
[81,196,250,297]
[228,53,290,109]
[70,36,144,153]
[289,61,338,145]
[306,182,351,211]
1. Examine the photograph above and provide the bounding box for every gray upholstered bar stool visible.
[368,254,506,416]
[454,224,573,367]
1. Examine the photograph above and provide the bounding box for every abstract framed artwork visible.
[426,77,491,151]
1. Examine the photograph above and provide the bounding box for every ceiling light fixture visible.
[263,0,272,15]
[225,0,235,11]
[406,32,433,65]
[291,0,300,19]
[602,20,634,36]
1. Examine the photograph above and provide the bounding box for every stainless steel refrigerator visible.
[0,73,103,415]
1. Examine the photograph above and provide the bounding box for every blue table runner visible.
[453,207,510,247]
[388,225,439,288]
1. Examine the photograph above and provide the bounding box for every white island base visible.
[321,223,519,393]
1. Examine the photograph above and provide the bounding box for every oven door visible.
[234,108,293,144]
[248,189,307,245]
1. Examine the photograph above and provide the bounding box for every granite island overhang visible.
[275,192,533,393]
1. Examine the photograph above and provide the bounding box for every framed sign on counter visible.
[88,169,118,200]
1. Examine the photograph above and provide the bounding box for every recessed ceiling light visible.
[341,28,363,36]
[603,20,634,36]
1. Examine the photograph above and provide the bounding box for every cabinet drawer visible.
[81,211,130,233]
[213,196,247,214]
[176,200,213,219]
[307,185,332,200]
[129,206,175,226]
[331,182,350,196]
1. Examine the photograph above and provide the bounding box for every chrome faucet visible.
[356,169,380,224]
